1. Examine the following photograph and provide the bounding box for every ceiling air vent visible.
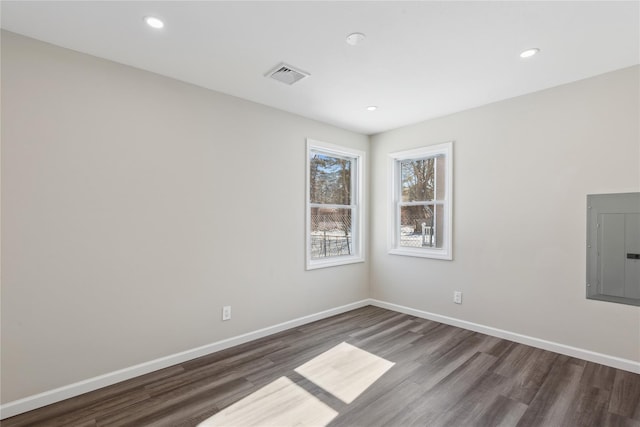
[266,63,309,85]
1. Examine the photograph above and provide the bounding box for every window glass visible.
[401,158,435,202]
[310,153,352,205]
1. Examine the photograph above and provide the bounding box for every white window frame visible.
[388,142,453,260]
[306,139,365,270]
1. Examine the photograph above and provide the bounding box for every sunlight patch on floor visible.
[197,376,338,427]
[198,342,395,426]
[295,342,395,404]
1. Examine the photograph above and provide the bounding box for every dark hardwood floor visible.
[3,306,640,426]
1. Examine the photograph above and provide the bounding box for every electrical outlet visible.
[453,291,462,304]
[222,305,231,321]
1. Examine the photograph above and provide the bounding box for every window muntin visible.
[307,140,364,269]
[389,142,452,260]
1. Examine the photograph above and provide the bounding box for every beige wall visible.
[370,65,640,362]
[1,31,369,403]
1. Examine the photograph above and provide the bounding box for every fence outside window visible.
[310,212,352,259]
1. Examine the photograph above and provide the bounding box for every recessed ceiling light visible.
[144,16,164,29]
[520,48,540,58]
[346,33,366,46]
[366,106,378,111]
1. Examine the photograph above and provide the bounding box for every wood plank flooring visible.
[3,306,640,426]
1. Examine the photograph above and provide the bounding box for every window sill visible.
[388,247,452,260]
[306,255,365,270]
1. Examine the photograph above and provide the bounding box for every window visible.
[389,142,453,260]
[306,139,364,269]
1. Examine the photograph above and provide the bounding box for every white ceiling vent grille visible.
[266,63,309,85]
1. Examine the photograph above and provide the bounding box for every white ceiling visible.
[2,1,639,135]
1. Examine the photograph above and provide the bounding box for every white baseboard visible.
[369,299,640,374]
[3,298,638,419]
[0,299,370,420]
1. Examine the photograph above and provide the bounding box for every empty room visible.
[1,1,639,426]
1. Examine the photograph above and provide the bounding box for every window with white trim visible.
[306,139,364,270]
[389,142,453,260]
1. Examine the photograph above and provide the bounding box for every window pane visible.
[434,204,444,248]
[400,205,439,248]
[401,158,435,202]
[310,153,352,205]
[310,207,352,259]
[435,155,446,201]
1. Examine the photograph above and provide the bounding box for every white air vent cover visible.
[266,63,309,85]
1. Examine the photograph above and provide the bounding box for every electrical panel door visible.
[587,193,640,306]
